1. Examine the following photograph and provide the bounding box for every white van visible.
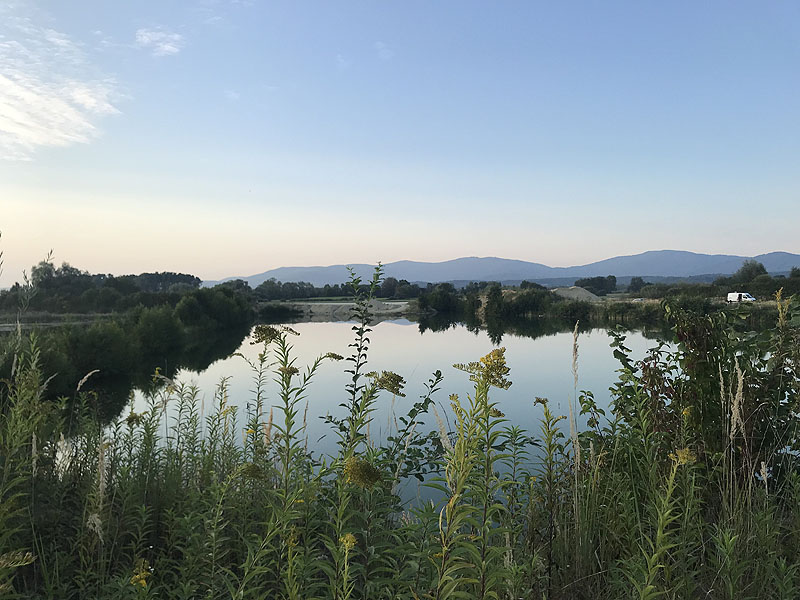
[727,292,756,303]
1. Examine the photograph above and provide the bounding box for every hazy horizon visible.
[3,1,799,286]
[3,247,799,288]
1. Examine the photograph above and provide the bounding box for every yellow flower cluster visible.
[669,447,697,466]
[342,456,382,488]
[286,526,300,549]
[454,348,512,390]
[339,533,357,551]
[240,462,266,480]
[480,348,512,389]
[125,411,143,428]
[367,370,407,397]
[130,558,151,588]
[278,365,300,377]
[251,325,282,345]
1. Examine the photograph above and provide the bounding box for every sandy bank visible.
[282,300,415,322]
[550,286,602,302]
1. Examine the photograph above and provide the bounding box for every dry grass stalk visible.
[86,437,108,544]
[76,369,100,392]
[0,551,35,570]
[433,406,452,452]
[392,419,419,493]
[55,432,71,479]
[730,359,745,445]
[31,431,37,478]
[569,321,581,467]
[263,407,274,447]
[303,399,309,453]
[569,321,581,570]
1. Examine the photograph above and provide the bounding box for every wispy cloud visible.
[195,0,254,27]
[224,89,240,101]
[91,29,125,52]
[336,54,351,71]
[135,27,185,57]
[374,41,394,60]
[0,7,120,160]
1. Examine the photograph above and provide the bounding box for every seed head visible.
[368,370,406,397]
[342,456,381,488]
[130,558,151,588]
[454,348,512,389]
[339,533,357,551]
[278,365,299,377]
[669,447,696,466]
[251,325,282,345]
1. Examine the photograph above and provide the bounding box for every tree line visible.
[635,260,800,300]
[0,260,202,314]
[250,276,426,301]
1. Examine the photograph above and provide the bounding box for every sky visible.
[2,0,799,286]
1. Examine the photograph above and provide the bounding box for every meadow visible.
[1,268,799,599]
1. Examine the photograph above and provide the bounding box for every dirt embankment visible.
[282,299,416,322]
[550,286,602,302]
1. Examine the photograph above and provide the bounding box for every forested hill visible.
[208,250,800,287]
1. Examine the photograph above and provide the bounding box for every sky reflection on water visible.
[135,319,662,459]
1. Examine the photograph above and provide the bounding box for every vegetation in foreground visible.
[1,266,800,599]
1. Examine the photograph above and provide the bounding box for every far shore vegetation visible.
[4,257,795,325]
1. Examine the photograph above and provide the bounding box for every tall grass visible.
[1,268,799,599]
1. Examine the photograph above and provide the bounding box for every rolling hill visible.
[206,250,800,288]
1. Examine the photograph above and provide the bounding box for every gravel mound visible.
[551,286,602,302]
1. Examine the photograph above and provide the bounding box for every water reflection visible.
[0,321,252,425]
[134,319,663,459]
[419,313,671,345]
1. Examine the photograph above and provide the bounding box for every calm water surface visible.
[134,319,662,457]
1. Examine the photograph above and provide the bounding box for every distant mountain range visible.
[206,251,800,288]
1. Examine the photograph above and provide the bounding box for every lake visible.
[132,318,664,458]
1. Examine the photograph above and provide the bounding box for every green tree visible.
[628,276,647,293]
[133,306,185,364]
[519,280,545,290]
[574,275,617,296]
[380,277,399,298]
[175,294,207,327]
[255,278,283,300]
[419,283,459,313]
[30,260,55,287]
[732,259,768,284]
[484,283,504,318]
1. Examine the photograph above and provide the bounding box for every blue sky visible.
[2,1,799,285]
